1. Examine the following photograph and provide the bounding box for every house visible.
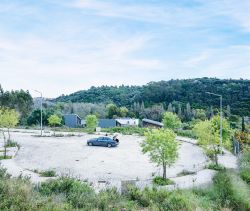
[98,119,116,128]
[64,114,82,128]
[142,118,163,128]
[115,118,139,127]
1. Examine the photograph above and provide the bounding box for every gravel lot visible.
[0,129,211,190]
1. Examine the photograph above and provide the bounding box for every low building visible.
[115,118,139,127]
[98,119,116,128]
[142,118,163,128]
[64,114,82,128]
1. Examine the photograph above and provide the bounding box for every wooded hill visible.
[54,78,250,116]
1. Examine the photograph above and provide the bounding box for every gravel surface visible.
[0,129,236,191]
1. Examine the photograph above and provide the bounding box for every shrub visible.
[162,191,193,211]
[0,155,12,160]
[4,140,20,148]
[240,171,250,184]
[102,126,147,136]
[240,150,250,184]
[213,170,250,210]
[207,163,225,171]
[39,176,95,209]
[153,176,175,186]
[39,170,57,177]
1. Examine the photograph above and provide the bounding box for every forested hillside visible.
[54,78,250,116]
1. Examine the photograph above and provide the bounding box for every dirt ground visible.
[1,129,222,190]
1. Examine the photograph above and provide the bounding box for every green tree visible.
[194,109,207,121]
[210,115,232,149]
[141,129,178,179]
[86,115,98,131]
[2,109,19,143]
[0,108,19,158]
[48,114,62,136]
[193,116,232,166]
[120,106,129,117]
[162,112,181,130]
[106,103,119,118]
[193,120,220,165]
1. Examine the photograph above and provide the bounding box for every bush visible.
[176,129,196,138]
[153,176,175,186]
[207,163,225,171]
[102,126,147,136]
[240,150,250,184]
[213,170,250,210]
[162,191,193,211]
[4,140,20,148]
[0,155,12,160]
[39,170,57,177]
[240,171,250,184]
[39,176,95,209]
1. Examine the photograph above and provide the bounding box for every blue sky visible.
[0,0,250,97]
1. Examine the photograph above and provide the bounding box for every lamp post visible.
[34,90,43,136]
[206,92,223,153]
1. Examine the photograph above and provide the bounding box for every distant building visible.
[142,118,163,128]
[64,114,82,128]
[98,119,116,128]
[115,118,139,127]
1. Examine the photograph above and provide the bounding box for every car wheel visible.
[107,143,112,148]
[88,142,92,146]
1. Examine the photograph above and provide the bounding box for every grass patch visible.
[0,165,249,211]
[153,176,175,186]
[4,140,20,149]
[0,155,12,160]
[39,170,57,177]
[102,126,147,136]
[177,170,196,177]
[207,163,225,171]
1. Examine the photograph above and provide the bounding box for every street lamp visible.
[206,92,223,153]
[34,90,43,136]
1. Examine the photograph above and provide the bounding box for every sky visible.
[0,0,250,98]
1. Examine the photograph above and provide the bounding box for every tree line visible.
[54,78,250,117]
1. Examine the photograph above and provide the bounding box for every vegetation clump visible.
[39,170,57,177]
[153,176,175,186]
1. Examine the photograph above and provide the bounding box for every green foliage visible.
[0,165,250,211]
[102,126,147,135]
[4,140,20,148]
[39,176,95,209]
[39,170,57,177]
[0,86,33,124]
[162,112,181,130]
[193,109,207,121]
[127,186,193,210]
[0,155,12,160]
[0,108,19,158]
[85,114,98,130]
[47,114,62,127]
[207,163,225,171]
[142,129,178,179]
[213,170,250,210]
[240,150,250,184]
[210,115,232,147]
[153,176,174,186]
[193,117,232,165]
[0,108,19,129]
[54,78,250,117]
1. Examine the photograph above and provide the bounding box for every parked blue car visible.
[87,137,118,148]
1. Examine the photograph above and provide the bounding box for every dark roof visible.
[142,118,164,127]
